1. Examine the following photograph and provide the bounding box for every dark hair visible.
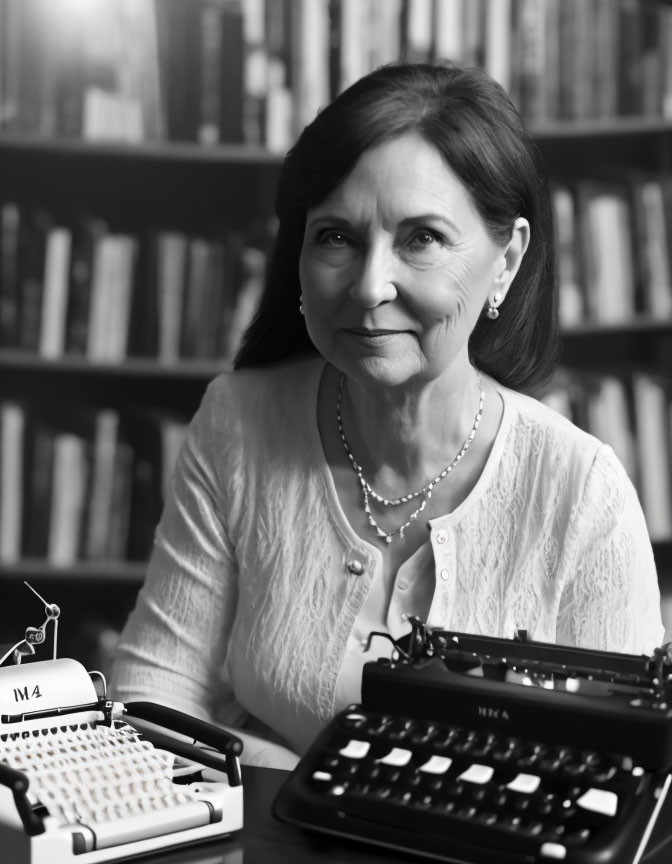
[235,62,559,393]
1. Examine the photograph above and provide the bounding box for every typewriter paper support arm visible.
[123,701,244,788]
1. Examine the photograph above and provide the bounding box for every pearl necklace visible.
[336,373,484,543]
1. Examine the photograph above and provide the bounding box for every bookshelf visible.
[1,0,672,664]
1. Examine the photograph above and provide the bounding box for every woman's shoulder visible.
[490,383,635,516]
[499,383,602,458]
[203,354,324,418]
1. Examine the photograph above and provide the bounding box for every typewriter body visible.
[0,584,243,864]
[274,618,672,864]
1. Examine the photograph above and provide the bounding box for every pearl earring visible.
[487,291,502,320]
[299,295,304,316]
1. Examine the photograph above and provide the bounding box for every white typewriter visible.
[0,583,243,864]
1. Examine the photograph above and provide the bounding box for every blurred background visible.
[0,0,671,672]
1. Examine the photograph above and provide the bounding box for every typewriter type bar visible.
[0,658,243,864]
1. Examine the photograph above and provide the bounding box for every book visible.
[106,438,133,561]
[87,233,138,362]
[154,231,188,364]
[39,226,72,358]
[85,410,120,561]
[292,0,330,134]
[0,0,21,131]
[0,401,25,564]
[512,0,547,123]
[82,86,144,142]
[123,412,163,562]
[197,2,225,145]
[180,237,212,359]
[0,202,20,347]
[640,0,663,117]
[483,0,511,94]
[405,0,433,63]
[264,0,293,149]
[47,430,89,566]
[115,0,165,141]
[72,0,137,142]
[585,375,637,485]
[65,217,106,355]
[576,181,636,323]
[242,0,268,146]
[461,0,485,68]
[630,177,672,319]
[551,184,584,326]
[663,5,672,119]
[540,0,561,122]
[618,0,645,116]
[13,0,48,134]
[592,0,620,120]
[154,0,200,141]
[17,209,51,351]
[339,0,371,92]
[219,0,246,143]
[433,0,464,64]
[369,0,402,71]
[226,245,266,360]
[265,57,293,153]
[21,418,54,558]
[632,375,672,542]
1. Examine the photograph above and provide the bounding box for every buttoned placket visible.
[427,522,456,628]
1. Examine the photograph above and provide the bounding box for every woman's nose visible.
[348,247,398,307]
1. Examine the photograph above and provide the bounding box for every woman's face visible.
[299,132,527,389]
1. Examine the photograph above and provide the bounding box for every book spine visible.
[47,431,89,567]
[39,226,72,359]
[0,202,20,347]
[433,0,464,64]
[0,401,25,564]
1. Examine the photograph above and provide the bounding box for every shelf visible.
[560,320,672,371]
[0,352,223,414]
[0,135,284,166]
[531,116,672,141]
[0,559,146,583]
[0,136,283,235]
[3,117,672,155]
[0,350,228,379]
[562,318,672,336]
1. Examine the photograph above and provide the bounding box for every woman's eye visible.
[318,230,349,248]
[409,229,442,249]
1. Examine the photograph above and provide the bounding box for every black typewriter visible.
[273,618,672,864]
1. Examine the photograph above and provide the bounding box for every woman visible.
[110,63,663,769]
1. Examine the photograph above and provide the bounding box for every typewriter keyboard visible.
[306,708,655,860]
[1,721,199,829]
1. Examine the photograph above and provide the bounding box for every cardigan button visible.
[347,559,365,575]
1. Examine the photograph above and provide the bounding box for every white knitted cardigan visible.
[110,357,664,757]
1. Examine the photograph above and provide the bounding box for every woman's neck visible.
[335,363,484,498]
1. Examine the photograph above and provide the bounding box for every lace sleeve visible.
[109,377,243,724]
[556,445,664,654]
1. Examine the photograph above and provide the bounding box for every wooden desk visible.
[135,765,672,864]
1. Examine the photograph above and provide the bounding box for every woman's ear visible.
[488,217,530,311]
